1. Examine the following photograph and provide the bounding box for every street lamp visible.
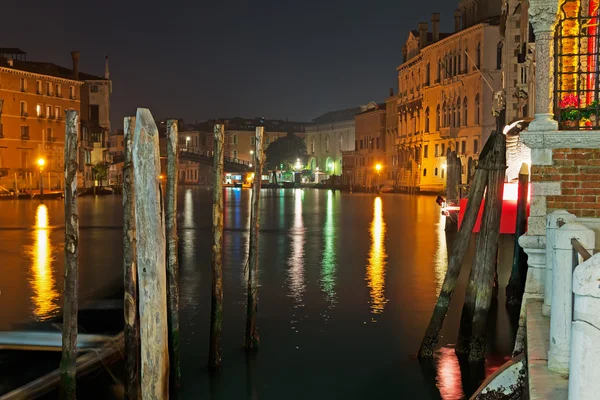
[186,136,191,151]
[375,163,382,193]
[37,158,45,198]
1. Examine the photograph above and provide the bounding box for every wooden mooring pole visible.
[123,116,140,400]
[506,164,529,306]
[60,109,79,400]
[209,124,225,368]
[166,119,181,392]
[132,108,169,398]
[418,134,500,358]
[456,132,506,362]
[245,126,264,350]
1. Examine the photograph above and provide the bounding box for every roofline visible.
[396,22,494,71]
[0,66,84,85]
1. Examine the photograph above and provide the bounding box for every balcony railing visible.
[554,0,600,130]
[21,132,30,140]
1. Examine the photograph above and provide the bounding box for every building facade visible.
[306,107,361,180]
[353,102,386,188]
[0,51,82,191]
[79,54,112,188]
[396,7,502,193]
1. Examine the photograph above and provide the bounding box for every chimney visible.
[71,51,80,80]
[454,9,462,32]
[418,22,428,49]
[431,13,441,42]
[402,45,408,62]
[389,87,394,97]
[104,55,110,79]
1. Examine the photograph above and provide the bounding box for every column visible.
[550,223,595,373]
[544,210,576,316]
[527,0,559,132]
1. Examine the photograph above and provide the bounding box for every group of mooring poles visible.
[418,131,523,363]
[120,110,266,398]
[56,107,266,399]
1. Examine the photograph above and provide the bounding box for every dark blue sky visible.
[4,0,455,128]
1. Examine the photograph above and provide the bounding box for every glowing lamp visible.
[37,158,45,167]
[375,164,382,172]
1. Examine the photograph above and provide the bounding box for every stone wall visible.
[532,148,600,217]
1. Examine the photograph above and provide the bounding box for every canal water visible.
[0,188,517,399]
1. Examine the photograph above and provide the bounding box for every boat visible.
[0,299,124,399]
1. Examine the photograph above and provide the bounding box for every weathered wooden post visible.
[245,127,264,350]
[123,116,140,400]
[165,119,181,391]
[132,108,169,398]
[506,164,529,306]
[60,109,79,400]
[209,124,225,368]
[456,133,506,362]
[418,134,500,358]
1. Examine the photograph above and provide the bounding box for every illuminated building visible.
[353,102,387,188]
[0,49,82,191]
[396,5,503,193]
[0,49,112,190]
[306,106,361,181]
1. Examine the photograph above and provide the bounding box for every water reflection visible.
[366,197,388,316]
[320,190,337,306]
[29,204,59,320]
[287,189,305,305]
[184,189,193,227]
[434,214,448,296]
[435,347,465,400]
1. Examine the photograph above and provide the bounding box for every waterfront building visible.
[353,102,386,188]
[0,49,112,191]
[306,107,361,181]
[0,49,82,191]
[396,5,502,193]
[79,53,112,188]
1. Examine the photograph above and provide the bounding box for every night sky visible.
[4,0,454,128]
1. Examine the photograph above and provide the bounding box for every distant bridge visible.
[111,149,253,173]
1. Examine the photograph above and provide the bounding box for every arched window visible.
[416,110,420,133]
[232,133,237,144]
[436,104,441,131]
[434,167,439,176]
[441,168,445,179]
[311,138,315,154]
[456,97,461,127]
[438,59,442,81]
[475,94,481,125]
[451,104,456,127]
[497,42,503,70]
[423,168,427,177]
[426,63,431,85]
[442,101,447,127]
[325,136,330,152]
[464,48,468,72]
[463,97,468,126]
[458,50,462,74]
[453,53,458,76]
[448,56,453,78]
[425,107,430,132]
[476,42,481,69]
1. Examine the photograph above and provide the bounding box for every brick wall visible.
[532,148,600,217]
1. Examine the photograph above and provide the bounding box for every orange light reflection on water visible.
[29,204,59,320]
[366,197,388,316]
